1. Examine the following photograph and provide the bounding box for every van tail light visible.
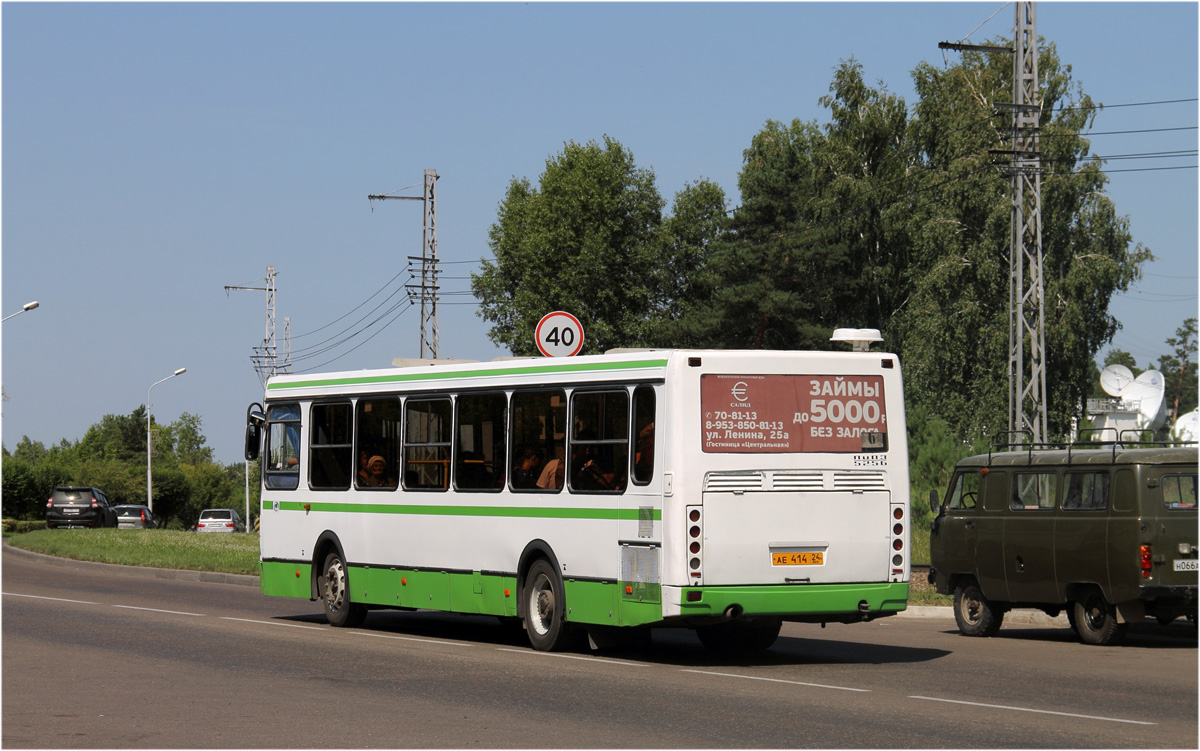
[141,510,147,522]
[1140,545,1153,579]
[90,497,99,508]
[46,498,53,509]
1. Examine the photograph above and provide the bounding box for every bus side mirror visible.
[929,489,940,513]
[245,424,261,462]
[245,404,265,462]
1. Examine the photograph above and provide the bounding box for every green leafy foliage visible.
[2,409,247,528]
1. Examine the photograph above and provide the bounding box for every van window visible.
[1162,474,1198,510]
[1011,472,1056,510]
[947,470,981,509]
[1063,472,1109,511]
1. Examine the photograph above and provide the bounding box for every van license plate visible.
[1173,559,1198,572]
[63,508,80,515]
[772,552,824,566]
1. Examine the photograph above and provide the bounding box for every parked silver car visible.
[113,505,157,529]
[196,508,245,532]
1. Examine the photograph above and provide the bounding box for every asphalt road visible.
[3,543,1196,748]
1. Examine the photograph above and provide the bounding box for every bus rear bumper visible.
[663,582,910,623]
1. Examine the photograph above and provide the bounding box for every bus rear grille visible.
[771,472,824,491]
[832,471,887,490]
[704,472,764,492]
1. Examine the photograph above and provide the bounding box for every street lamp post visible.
[2,301,39,323]
[147,368,187,512]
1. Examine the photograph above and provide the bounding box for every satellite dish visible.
[1099,363,1135,397]
[1125,369,1167,430]
[1174,409,1200,443]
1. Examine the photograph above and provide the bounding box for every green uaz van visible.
[929,442,1197,645]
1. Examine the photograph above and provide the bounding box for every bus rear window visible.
[1162,474,1197,510]
[700,374,886,453]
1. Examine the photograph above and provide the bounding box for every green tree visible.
[1158,318,1198,419]
[473,136,722,354]
[164,412,215,467]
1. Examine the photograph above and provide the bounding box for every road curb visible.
[900,603,1069,626]
[2,539,260,588]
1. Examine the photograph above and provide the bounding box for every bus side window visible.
[632,385,655,485]
[357,397,401,490]
[511,389,566,492]
[455,392,506,492]
[404,398,451,490]
[569,390,629,493]
[265,403,301,490]
[310,402,352,490]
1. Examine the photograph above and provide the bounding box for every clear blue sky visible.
[3,2,1196,465]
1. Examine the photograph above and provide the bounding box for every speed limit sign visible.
[535,311,584,357]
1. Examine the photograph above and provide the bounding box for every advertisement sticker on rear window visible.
[701,374,887,453]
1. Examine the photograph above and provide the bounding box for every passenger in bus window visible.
[357,451,370,486]
[511,447,541,489]
[635,422,655,480]
[537,445,565,490]
[363,455,395,488]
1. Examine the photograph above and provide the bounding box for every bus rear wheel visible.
[1072,588,1127,646]
[953,582,1003,637]
[523,559,579,651]
[320,551,366,628]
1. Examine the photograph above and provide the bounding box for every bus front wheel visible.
[523,559,578,651]
[320,551,367,628]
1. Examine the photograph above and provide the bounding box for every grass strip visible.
[6,529,260,576]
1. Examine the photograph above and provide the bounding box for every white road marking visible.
[220,617,324,630]
[352,631,472,647]
[496,647,649,666]
[3,592,98,605]
[682,669,870,692]
[113,605,205,616]
[909,695,1157,725]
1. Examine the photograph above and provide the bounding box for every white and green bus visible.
[246,345,911,652]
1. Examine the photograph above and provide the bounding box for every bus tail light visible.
[686,506,703,582]
[890,503,907,578]
[1140,545,1153,579]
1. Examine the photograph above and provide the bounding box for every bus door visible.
[617,385,662,622]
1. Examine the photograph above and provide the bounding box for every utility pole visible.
[369,168,440,359]
[225,265,282,385]
[940,1,1047,444]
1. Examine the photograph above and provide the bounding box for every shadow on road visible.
[274,609,953,668]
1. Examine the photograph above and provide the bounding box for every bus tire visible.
[320,551,366,628]
[1072,588,1127,646]
[696,617,782,653]
[523,559,577,652]
[953,583,1003,637]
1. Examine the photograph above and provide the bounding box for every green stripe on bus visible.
[269,500,661,521]
[266,358,669,391]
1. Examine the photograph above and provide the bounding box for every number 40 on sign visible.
[536,311,585,357]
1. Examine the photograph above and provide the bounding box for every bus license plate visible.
[772,552,823,566]
[1173,559,1198,572]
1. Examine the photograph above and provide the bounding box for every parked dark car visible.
[113,504,157,529]
[45,487,117,529]
[196,508,245,533]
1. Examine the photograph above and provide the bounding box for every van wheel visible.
[953,583,1003,637]
[1072,589,1127,646]
[696,617,782,653]
[320,551,367,628]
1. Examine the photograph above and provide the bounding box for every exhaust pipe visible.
[723,604,743,620]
